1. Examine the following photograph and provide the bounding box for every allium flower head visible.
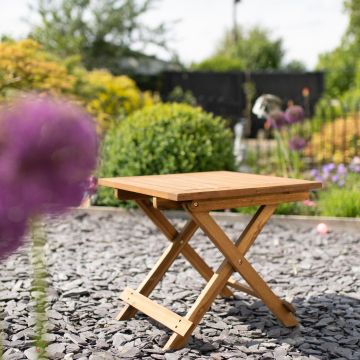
[0,96,98,215]
[288,136,306,151]
[285,105,305,124]
[266,110,287,129]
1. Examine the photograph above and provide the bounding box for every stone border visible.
[72,206,360,233]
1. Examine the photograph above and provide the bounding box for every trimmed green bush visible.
[97,103,235,206]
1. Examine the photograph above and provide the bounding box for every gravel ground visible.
[1,210,360,360]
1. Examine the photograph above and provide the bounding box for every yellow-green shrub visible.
[82,70,154,129]
[0,39,75,96]
[0,39,155,129]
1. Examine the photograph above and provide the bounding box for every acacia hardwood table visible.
[99,171,321,350]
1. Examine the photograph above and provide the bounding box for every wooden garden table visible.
[98,171,321,350]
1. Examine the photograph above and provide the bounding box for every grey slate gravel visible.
[1,211,359,359]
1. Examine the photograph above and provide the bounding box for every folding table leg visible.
[117,219,198,320]
[188,209,299,328]
[135,199,234,297]
[164,205,285,350]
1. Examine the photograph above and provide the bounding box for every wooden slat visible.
[153,197,181,209]
[120,288,193,336]
[226,279,259,298]
[115,189,150,200]
[189,192,309,211]
[99,171,322,201]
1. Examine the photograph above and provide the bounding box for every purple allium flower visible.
[337,163,347,175]
[0,96,98,215]
[331,174,340,183]
[288,136,307,151]
[285,105,305,124]
[266,110,287,129]
[322,163,336,173]
[310,168,319,178]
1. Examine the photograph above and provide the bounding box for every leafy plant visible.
[192,26,286,72]
[97,103,235,206]
[0,39,154,130]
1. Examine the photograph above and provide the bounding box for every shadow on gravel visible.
[179,293,360,359]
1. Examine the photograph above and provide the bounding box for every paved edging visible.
[72,206,360,233]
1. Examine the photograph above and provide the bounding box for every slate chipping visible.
[0,211,359,360]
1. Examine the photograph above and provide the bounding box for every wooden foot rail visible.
[120,288,193,336]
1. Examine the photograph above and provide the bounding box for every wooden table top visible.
[99,171,321,202]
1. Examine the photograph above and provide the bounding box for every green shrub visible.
[97,103,236,206]
[318,188,360,217]
[318,173,360,217]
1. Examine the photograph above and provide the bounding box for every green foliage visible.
[29,0,170,74]
[192,55,244,72]
[167,86,197,106]
[317,0,360,97]
[317,48,358,97]
[283,60,307,72]
[318,189,360,218]
[318,172,360,218]
[0,39,154,129]
[192,26,284,72]
[97,103,236,205]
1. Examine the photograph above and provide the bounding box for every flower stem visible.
[30,219,48,359]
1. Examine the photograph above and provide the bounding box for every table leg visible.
[188,209,298,328]
[135,199,234,297]
[117,219,198,320]
[164,205,292,350]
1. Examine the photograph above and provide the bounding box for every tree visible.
[29,0,171,74]
[283,60,307,73]
[317,0,360,96]
[192,26,284,72]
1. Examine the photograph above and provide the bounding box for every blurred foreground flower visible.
[0,95,98,357]
[0,96,98,215]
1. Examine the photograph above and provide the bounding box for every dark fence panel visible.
[159,71,324,136]
[160,71,246,123]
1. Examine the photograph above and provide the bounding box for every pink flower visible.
[303,199,316,207]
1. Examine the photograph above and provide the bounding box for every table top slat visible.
[99,171,322,201]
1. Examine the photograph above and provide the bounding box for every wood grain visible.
[120,288,192,336]
[99,171,322,201]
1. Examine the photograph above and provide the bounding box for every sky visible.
[0,0,349,70]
